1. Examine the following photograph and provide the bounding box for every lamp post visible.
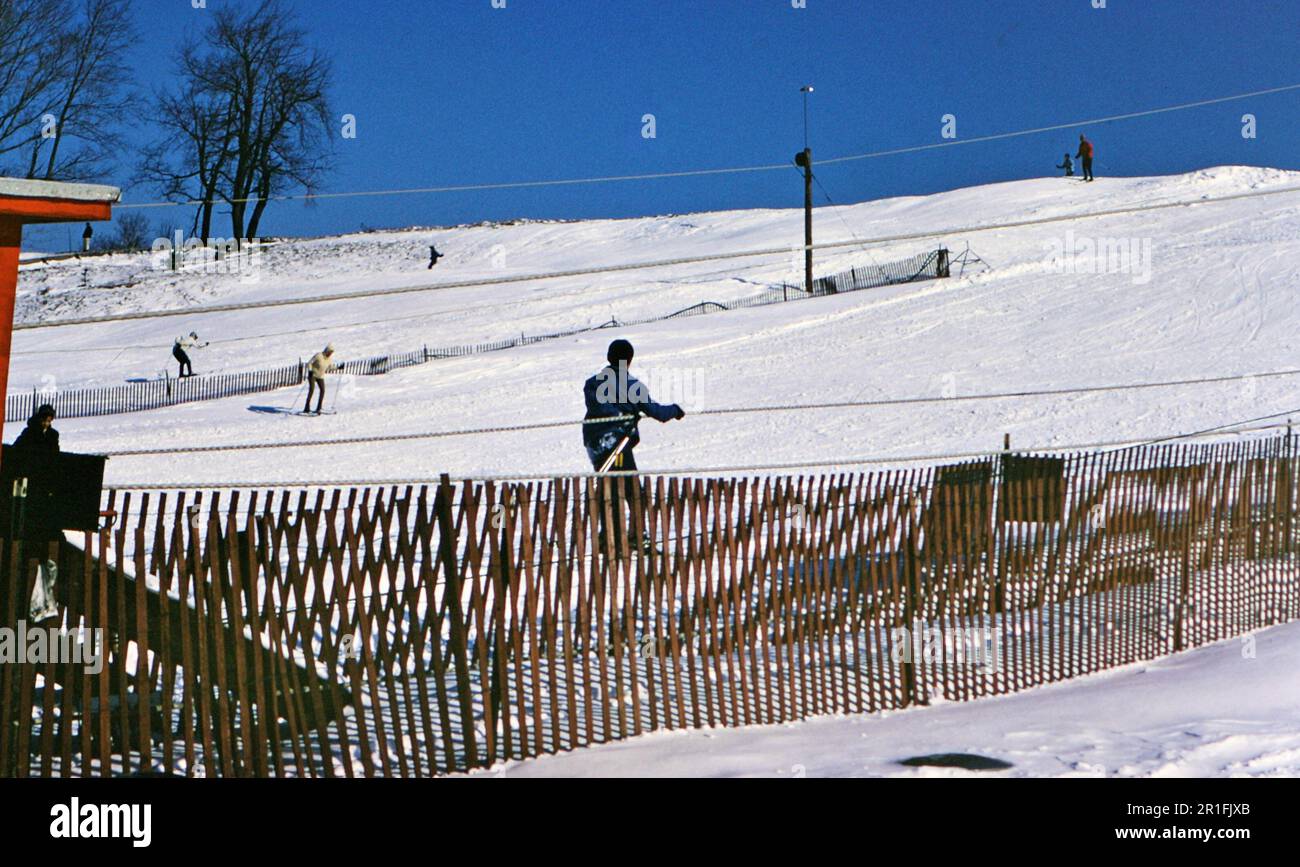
[795,85,814,296]
[800,84,813,150]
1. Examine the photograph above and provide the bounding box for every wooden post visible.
[1286,419,1294,555]
[794,149,813,295]
[434,474,478,767]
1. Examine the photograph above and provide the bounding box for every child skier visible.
[1057,153,1074,177]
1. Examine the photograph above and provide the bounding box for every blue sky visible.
[30,0,1300,249]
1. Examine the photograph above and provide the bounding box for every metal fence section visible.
[5,248,949,423]
[2,432,1297,777]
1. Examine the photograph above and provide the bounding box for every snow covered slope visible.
[484,620,1300,778]
[11,165,1300,487]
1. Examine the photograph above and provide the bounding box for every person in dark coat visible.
[583,339,684,472]
[582,339,685,555]
[1075,134,1095,181]
[1057,153,1074,177]
[12,404,61,621]
[427,245,442,269]
[13,403,59,453]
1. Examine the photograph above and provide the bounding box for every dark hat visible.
[35,404,55,420]
[606,339,634,365]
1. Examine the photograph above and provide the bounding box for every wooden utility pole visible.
[795,148,813,294]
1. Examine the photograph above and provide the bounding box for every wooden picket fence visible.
[2,433,1299,777]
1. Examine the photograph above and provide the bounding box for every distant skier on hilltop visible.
[1075,134,1095,182]
[1057,153,1074,177]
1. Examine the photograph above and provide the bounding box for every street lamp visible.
[800,85,814,151]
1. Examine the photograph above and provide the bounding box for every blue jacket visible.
[583,365,681,465]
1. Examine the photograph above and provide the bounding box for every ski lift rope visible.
[97,367,1300,461]
[105,416,1299,491]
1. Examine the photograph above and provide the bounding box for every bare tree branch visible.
[0,0,136,181]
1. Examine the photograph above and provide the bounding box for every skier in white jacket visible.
[173,331,208,378]
[304,344,337,414]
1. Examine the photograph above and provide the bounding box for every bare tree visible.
[92,210,149,251]
[0,0,135,181]
[0,0,74,171]
[212,0,333,240]
[140,0,333,243]
[138,54,236,244]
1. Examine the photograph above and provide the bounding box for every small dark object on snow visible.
[898,753,1013,771]
[428,245,442,268]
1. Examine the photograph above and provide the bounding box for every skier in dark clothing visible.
[1075,135,1095,182]
[428,245,442,269]
[1057,153,1074,177]
[13,404,59,453]
[583,339,685,470]
[583,339,685,555]
[172,332,207,378]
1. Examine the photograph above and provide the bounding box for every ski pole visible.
[283,380,308,412]
[330,374,342,413]
[599,432,633,473]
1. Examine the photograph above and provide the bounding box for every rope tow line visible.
[98,367,1300,458]
[106,418,1298,490]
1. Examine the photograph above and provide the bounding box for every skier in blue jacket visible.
[583,339,685,556]
[583,338,685,472]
